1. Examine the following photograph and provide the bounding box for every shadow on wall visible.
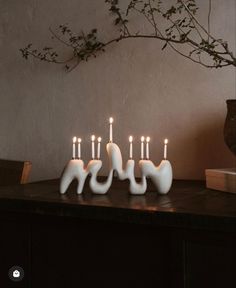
[172,118,235,180]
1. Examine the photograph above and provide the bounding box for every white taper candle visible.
[141,136,145,159]
[97,137,102,159]
[129,136,133,159]
[91,135,95,159]
[146,137,150,160]
[72,136,77,159]
[78,138,82,159]
[109,117,113,142]
[164,139,168,159]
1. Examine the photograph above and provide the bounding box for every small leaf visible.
[115,18,121,25]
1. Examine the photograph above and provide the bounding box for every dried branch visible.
[20,0,236,70]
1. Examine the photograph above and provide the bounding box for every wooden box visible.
[205,168,236,193]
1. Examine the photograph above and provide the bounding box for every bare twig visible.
[208,0,211,42]
[148,0,158,36]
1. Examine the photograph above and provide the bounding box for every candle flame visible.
[164,139,168,144]
[78,138,82,143]
[146,136,150,143]
[98,137,102,142]
[73,136,77,143]
[109,117,114,124]
[129,136,133,142]
[141,136,145,142]
[91,135,96,141]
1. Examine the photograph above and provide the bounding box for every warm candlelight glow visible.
[164,139,168,145]
[73,137,77,143]
[146,136,150,143]
[91,135,96,141]
[109,117,114,124]
[78,138,82,143]
[97,137,102,159]
[129,136,133,159]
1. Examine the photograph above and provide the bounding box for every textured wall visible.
[0,0,235,182]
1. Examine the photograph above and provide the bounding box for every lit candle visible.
[129,136,133,159]
[146,137,150,160]
[109,117,113,142]
[141,136,145,159]
[72,136,77,159]
[164,138,168,159]
[91,135,96,159]
[78,138,82,159]
[97,137,102,159]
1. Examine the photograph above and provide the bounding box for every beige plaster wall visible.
[0,0,235,182]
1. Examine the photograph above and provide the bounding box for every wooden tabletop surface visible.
[0,178,235,232]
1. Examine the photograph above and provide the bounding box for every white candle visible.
[164,138,168,159]
[141,136,145,159]
[129,136,133,159]
[91,135,96,159]
[97,137,102,159]
[78,138,82,159]
[72,136,77,159]
[146,137,150,160]
[109,117,113,142]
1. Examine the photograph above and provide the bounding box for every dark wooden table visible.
[0,179,235,288]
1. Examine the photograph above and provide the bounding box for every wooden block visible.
[0,159,32,186]
[205,168,236,193]
[21,161,32,184]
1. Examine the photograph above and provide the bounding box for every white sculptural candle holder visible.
[60,142,172,195]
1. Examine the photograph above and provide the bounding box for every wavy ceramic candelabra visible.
[106,143,147,195]
[87,159,113,194]
[60,142,172,195]
[139,159,173,195]
[60,159,113,195]
[60,159,87,195]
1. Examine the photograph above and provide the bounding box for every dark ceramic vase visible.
[224,99,236,156]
